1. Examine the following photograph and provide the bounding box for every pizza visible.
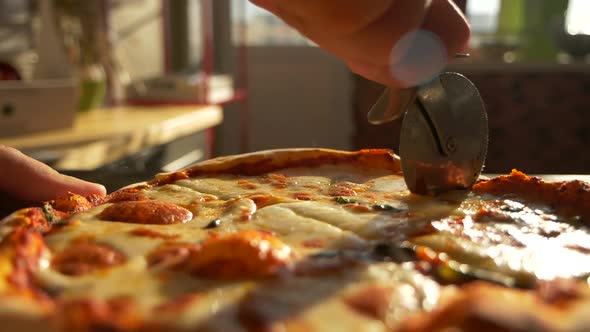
[1,148,590,332]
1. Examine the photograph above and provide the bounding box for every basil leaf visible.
[42,203,58,224]
[42,203,68,226]
[334,196,358,204]
[203,219,222,229]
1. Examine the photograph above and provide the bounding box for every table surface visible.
[0,105,223,151]
[0,105,223,170]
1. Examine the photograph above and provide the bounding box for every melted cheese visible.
[2,161,590,332]
[412,194,590,284]
[143,184,219,205]
[26,164,445,331]
[253,203,366,250]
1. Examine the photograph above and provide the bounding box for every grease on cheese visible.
[253,203,367,250]
[411,194,590,284]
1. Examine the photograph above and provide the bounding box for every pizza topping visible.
[349,203,376,213]
[334,196,359,204]
[190,194,218,203]
[52,192,93,214]
[237,285,287,332]
[334,197,406,214]
[301,237,326,248]
[57,296,141,331]
[202,219,222,229]
[41,203,59,225]
[237,179,259,190]
[413,205,590,287]
[221,198,257,223]
[153,293,202,313]
[474,170,590,222]
[5,148,590,331]
[185,230,292,279]
[394,282,500,332]
[0,228,49,297]
[128,228,180,240]
[105,190,150,203]
[372,242,416,263]
[237,275,348,332]
[372,204,405,212]
[51,242,126,276]
[71,234,97,244]
[98,201,193,225]
[2,207,55,233]
[295,250,365,276]
[536,278,583,307]
[293,192,314,201]
[151,170,189,186]
[245,194,285,209]
[147,243,201,269]
[252,202,367,249]
[329,184,358,197]
[414,188,590,282]
[383,220,437,242]
[260,173,289,189]
[397,281,589,332]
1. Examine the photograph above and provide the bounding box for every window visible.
[466,0,501,35]
[565,0,590,35]
[231,0,313,46]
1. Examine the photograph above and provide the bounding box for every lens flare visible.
[390,29,448,87]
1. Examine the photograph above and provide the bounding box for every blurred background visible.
[0,0,589,190]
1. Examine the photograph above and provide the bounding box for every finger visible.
[253,0,396,36]
[421,0,471,58]
[0,146,106,201]
[252,0,469,88]
[264,0,429,70]
[388,0,470,86]
[347,60,398,86]
[351,0,468,87]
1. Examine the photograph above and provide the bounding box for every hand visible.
[250,0,470,87]
[0,146,106,203]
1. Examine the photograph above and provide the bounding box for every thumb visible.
[0,146,106,202]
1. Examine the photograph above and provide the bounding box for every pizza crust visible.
[153,148,402,182]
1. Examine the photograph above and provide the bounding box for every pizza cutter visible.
[368,69,488,195]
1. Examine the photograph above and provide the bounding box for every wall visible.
[217,46,354,155]
[352,64,590,174]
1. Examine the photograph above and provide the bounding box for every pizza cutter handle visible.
[366,88,416,125]
[366,54,470,126]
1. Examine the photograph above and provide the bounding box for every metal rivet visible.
[446,137,457,152]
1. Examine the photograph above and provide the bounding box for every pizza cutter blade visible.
[399,72,488,195]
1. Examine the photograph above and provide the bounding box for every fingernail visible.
[93,184,107,196]
[390,29,447,87]
[62,174,107,197]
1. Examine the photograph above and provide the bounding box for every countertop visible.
[0,105,223,170]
